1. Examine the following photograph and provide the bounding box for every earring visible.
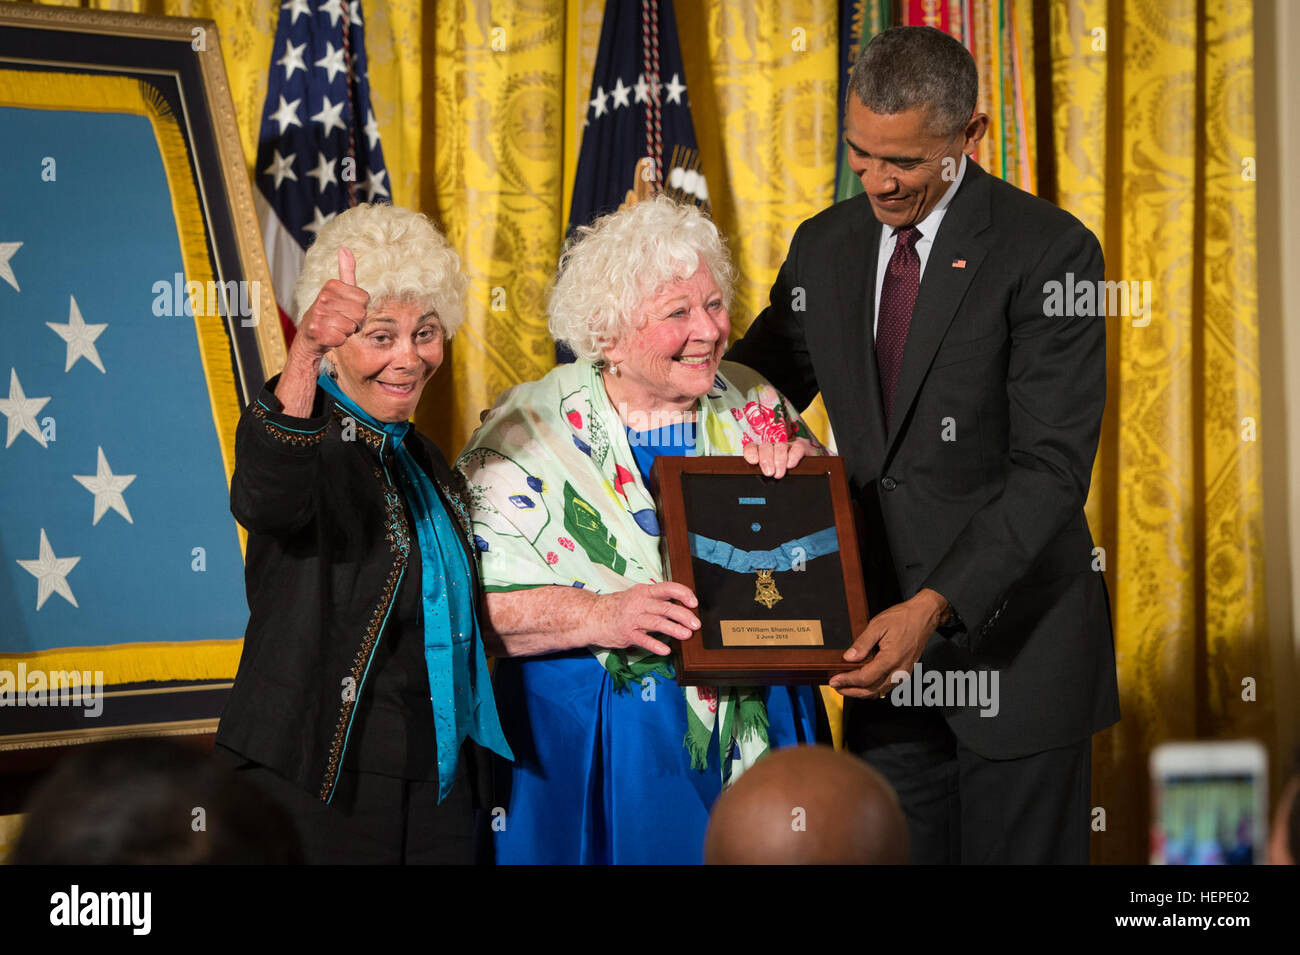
[609,362,621,377]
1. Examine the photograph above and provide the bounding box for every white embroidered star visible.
[16,529,79,611]
[0,241,20,292]
[348,0,363,25]
[589,85,609,119]
[320,0,346,27]
[46,295,107,373]
[269,94,303,135]
[364,167,390,200]
[639,73,663,104]
[304,207,336,236]
[363,109,381,150]
[0,368,50,448]
[664,72,686,105]
[312,95,347,135]
[263,149,298,189]
[280,0,311,25]
[306,151,338,193]
[610,76,631,109]
[277,39,307,81]
[73,446,135,525]
[315,42,347,84]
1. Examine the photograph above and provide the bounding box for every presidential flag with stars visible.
[567,0,708,233]
[255,0,389,346]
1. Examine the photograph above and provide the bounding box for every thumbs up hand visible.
[294,247,371,359]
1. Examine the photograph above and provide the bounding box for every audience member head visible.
[705,744,909,864]
[12,738,302,864]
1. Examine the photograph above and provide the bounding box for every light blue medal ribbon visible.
[688,526,839,572]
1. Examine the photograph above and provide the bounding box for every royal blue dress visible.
[492,423,820,864]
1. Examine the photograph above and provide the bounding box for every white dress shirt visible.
[872,153,968,339]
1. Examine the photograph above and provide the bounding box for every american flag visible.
[253,0,389,346]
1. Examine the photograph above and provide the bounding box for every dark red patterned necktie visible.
[876,226,921,427]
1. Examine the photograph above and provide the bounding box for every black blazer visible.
[215,376,489,802]
[728,160,1120,758]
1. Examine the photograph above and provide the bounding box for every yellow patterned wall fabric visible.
[675,2,839,336]
[416,2,567,455]
[675,2,839,445]
[1050,0,1270,864]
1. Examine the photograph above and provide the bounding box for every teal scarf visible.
[318,372,512,800]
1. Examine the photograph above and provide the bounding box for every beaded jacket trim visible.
[251,400,326,447]
[318,463,410,802]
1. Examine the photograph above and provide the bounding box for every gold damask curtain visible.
[41,0,1280,864]
[1049,0,1275,865]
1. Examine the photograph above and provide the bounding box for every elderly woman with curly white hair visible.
[457,196,824,864]
[214,203,511,864]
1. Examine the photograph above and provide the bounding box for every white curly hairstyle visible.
[293,202,467,337]
[548,195,736,364]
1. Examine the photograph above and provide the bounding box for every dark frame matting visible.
[654,456,870,685]
[0,681,230,742]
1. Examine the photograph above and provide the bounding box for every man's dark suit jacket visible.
[728,159,1120,759]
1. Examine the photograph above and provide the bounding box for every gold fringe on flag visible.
[0,640,244,685]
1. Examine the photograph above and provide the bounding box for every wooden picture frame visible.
[0,4,283,770]
[653,456,869,685]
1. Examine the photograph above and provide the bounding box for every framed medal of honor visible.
[653,456,870,685]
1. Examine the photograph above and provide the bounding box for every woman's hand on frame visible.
[742,436,815,478]
[590,582,700,656]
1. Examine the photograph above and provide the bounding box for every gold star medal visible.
[754,568,782,609]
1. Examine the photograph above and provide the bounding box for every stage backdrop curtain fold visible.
[415,2,567,456]
[1050,0,1277,864]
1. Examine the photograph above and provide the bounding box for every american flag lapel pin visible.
[952,257,967,269]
